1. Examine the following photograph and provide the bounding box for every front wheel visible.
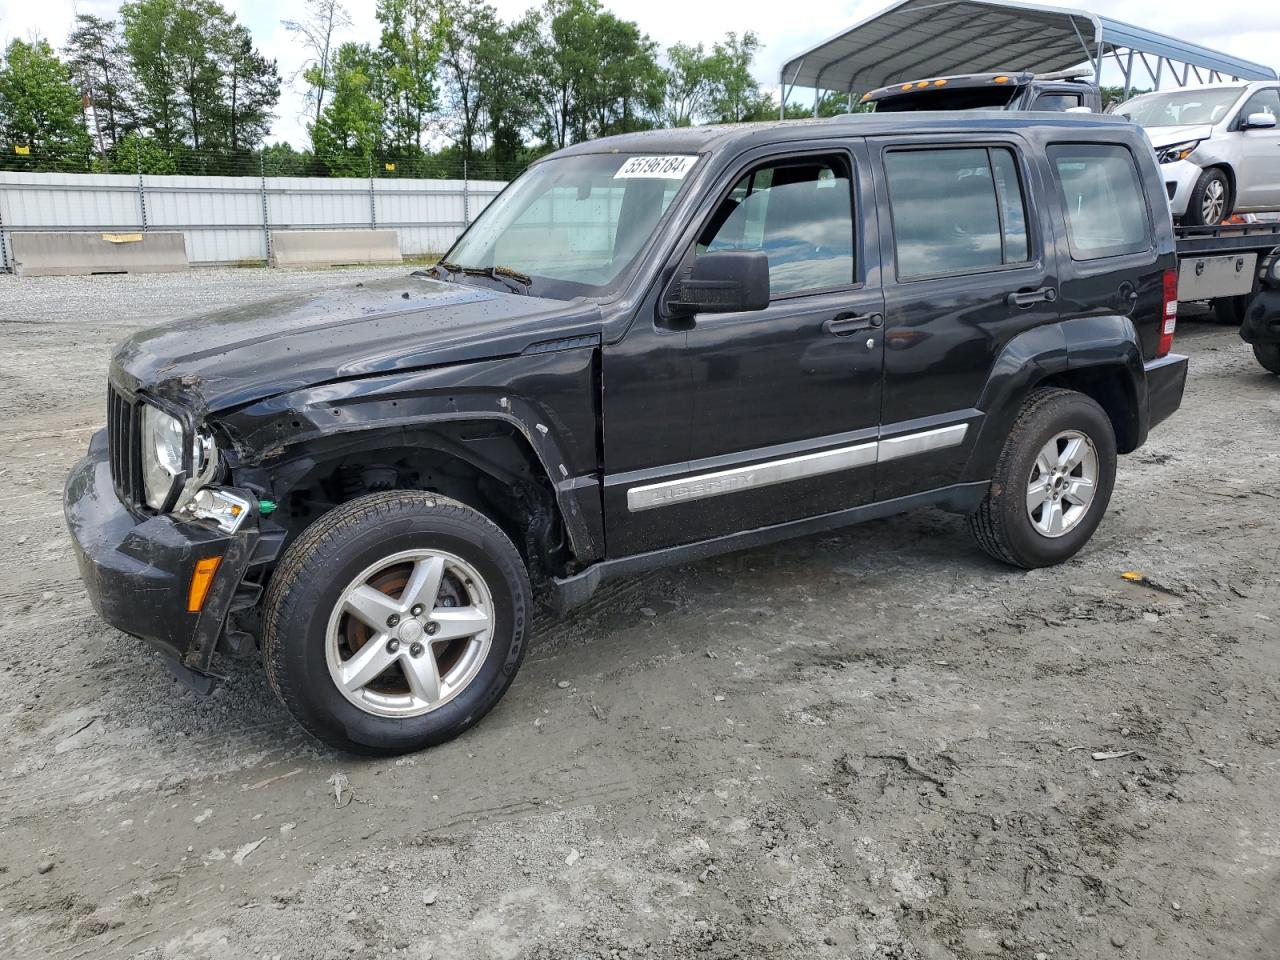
[262,491,532,755]
[1255,343,1280,375]
[1184,168,1231,226]
[969,388,1117,569]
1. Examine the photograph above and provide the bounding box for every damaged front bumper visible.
[64,429,281,692]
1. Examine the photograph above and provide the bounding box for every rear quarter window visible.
[1048,143,1151,260]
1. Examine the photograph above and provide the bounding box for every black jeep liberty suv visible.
[66,113,1188,754]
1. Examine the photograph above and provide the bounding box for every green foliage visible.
[311,42,385,174]
[120,0,280,153]
[377,0,444,153]
[0,39,92,170]
[65,14,137,150]
[283,0,352,127]
[110,131,179,173]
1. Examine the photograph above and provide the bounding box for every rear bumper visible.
[1144,353,1188,433]
[64,430,272,690]
[1239,289,1280,344]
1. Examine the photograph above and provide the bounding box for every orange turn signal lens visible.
[188,556,222,612]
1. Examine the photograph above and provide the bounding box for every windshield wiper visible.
[432,260,532,295]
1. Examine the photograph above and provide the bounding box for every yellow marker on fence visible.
[14,144,30,155]
[385,162,396,172]
[101,233,144,243]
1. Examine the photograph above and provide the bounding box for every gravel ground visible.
[0,267,1277,960]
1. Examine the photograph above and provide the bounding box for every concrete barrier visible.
[270,229,403,268]
[11,231,189,277]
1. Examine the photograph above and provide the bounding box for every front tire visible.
[1254,343,1280,375]
[262,491,531,755]
[1184,168,1231,226]
[969,388,1117,569]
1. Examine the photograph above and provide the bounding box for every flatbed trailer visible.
[1174,222,1280,322]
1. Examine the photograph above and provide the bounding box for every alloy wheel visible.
[325,549,494,718]
[1025,430,1099,538]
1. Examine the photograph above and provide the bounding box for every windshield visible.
[1115,87,1244,127]
[874,86,1018,112]
[443,152,699,299]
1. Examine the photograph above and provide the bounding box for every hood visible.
[112,273,602,412]
[1143,124,1213,149]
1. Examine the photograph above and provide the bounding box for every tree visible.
[663,42,714,127]
[121,0,183,150]
[64,14,136,152]
[311,41,384,174]
[706,31,769,124]
[475,14,538,168]
[525,0,662,149]
[377,0,443,154]
[218,24,281,152]
[283,0,351,128]
[0,38,92,168]
[436,0,502,165]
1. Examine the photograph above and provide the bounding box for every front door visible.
[604,142,886,554]
[1233,87,1280,210]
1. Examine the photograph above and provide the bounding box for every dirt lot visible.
[0,268,1277,960]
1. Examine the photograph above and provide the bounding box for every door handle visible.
[823,312,883,336]
[1006,286,1058,308]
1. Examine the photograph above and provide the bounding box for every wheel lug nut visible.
[425,622,439,636]
[387,639,400,653]
[387,614,400,627]
[409,642,424,658]
[410,604,424,617]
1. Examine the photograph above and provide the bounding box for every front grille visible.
[107,384,143,507]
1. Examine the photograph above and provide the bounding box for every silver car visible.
[1115,82,1280,225]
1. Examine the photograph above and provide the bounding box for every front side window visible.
[884,146,1031,280]
[445,152,697,299]
[697,157,854,296]
[1238,88,1280,125]
[1115,87,1245,127]
[1049,143,1150,260]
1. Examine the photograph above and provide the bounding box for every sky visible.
[2,0,1277,148]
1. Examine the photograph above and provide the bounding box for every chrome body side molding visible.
[626,422,968,512]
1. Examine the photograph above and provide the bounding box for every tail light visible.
[1158,268,1178,357]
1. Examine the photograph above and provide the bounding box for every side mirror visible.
[668,250,770,316]
[1243,112,1278,129]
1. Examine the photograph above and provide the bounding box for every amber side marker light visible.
[934,79,947,86]
[993,75,1009,84]
[188,556,222,612]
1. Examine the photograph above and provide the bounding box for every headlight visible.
[141,405,186,510]
[188,487,252,533]
[1156,140,1201,164]
[140,404,217,511]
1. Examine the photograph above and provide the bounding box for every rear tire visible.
[1184,168,1231,226]
[968,388,1117,569]
[262,491,531,755]
[1254,343,1280,375]
[1212,294,1249,326]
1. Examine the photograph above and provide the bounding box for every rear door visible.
[870,135,1058,501]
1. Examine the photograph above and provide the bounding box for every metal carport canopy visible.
[779,0,1278,98]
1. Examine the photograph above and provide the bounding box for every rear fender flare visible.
[962,315,1144,481]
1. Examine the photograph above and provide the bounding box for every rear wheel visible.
[969,388,1117,568]
[262,491,531,755]
[1254,343,1280,375]
[1184,168,1231,226]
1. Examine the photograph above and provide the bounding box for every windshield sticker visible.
[614,155,698,180]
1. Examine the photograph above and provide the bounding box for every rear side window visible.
[1049,144,1150,260]
[885,146,1031,280]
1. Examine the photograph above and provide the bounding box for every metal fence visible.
[0,171,510,271]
